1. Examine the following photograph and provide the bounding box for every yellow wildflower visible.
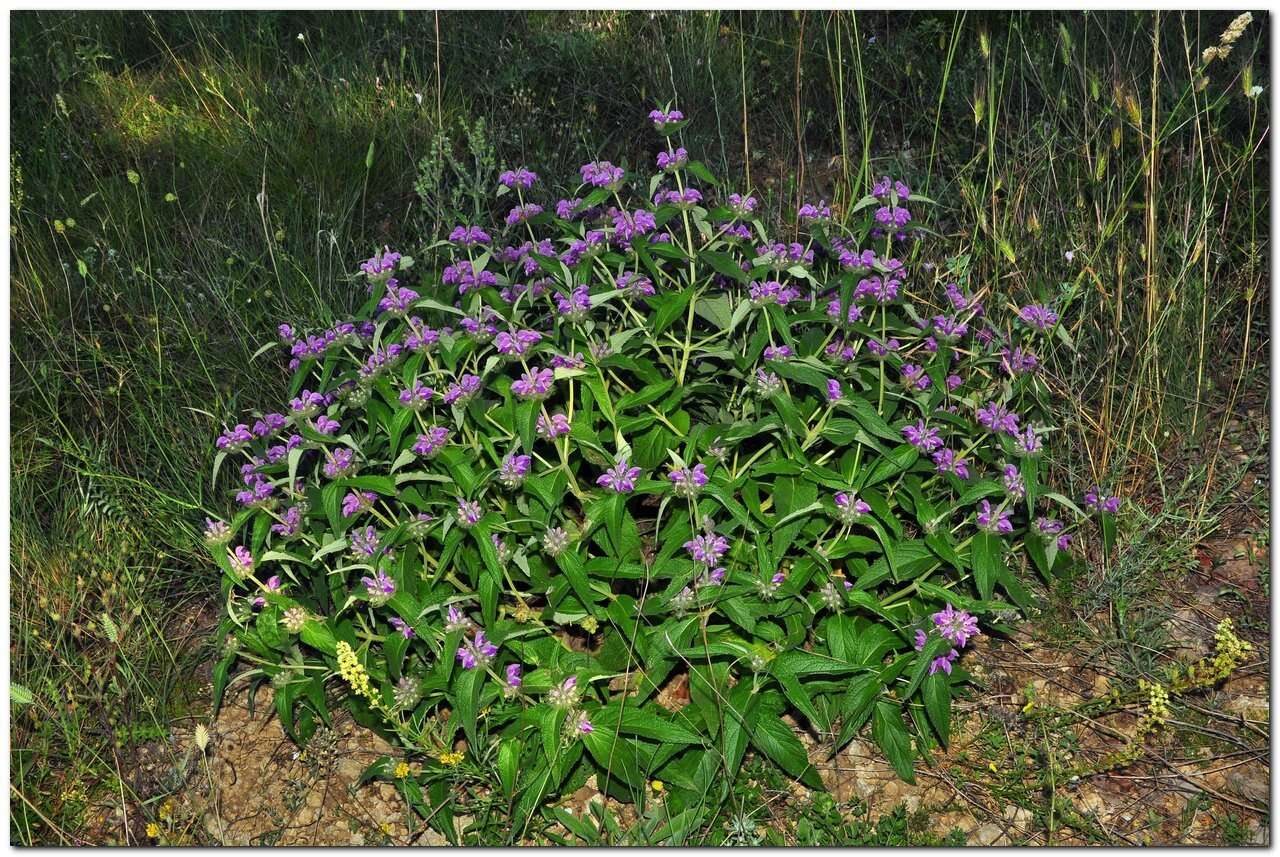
[336,641,375,701]
[146,822,160,839]
[437,750,464,767]
[650,779,664,793]
[393,761,410,779]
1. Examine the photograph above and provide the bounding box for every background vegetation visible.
[9,10,1268,844]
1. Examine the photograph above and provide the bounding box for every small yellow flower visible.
[336,641,376,701]
[580,616,599,634]
[159,799,173,821]
[146,822,160,838]
[650,779,664,793]
[393,761,410,779]
[437,750,464,767]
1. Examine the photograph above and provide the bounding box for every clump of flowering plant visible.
[208,105,1112,839]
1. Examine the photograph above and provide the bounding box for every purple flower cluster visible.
[648,107,684,131]
[499,167,538,189]
[456,629,498,670]
[1084,487,1121,514]
[581,160,625,189]
[597,459,641,494]
[669,463,708,498]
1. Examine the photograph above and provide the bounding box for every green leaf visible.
[971,531,1003,601]
[498,739,521,799]
[582,720,645,789]
[11,684,34,707]
[922,672,952,745]
[871,701,916,783]
[452,667,482,750]
[747,711,823,789]
[598,703,706,745]
[699,250,748,283]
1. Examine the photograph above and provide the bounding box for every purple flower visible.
[903,420,943,453]
[537,412,571,440]
[648,108,684,132]
[445,606,473,634]
[271,505,302,538]
[929,649,960,675]
[834,492,872,524]
[581,160,625,188]
[412,426,451,458]
[727,193,758,218]
[872,176,910,201]
[400,380,435,410]
[976,499,1013,535]
[933,604,980,648]
[668,463,708,498]
[977,401,1021,436]
[798,200,832,222]
[342,490,377,518]
[494,328,542,358]
[323,447,356,479]
[753,369,783,396]
[1002,464,1025,498]
[1036,517,1065,535]
[654,187,702,208]
[378,285,420,316]
[444,260,498,295]
[1000,346,1038,377]
[498,454,532,489]
[252,412,288,439]
[556,198,584,220]
[215,423,255,452]
[900,363,931,391]
[597,459,641,494]
[456,498,482,528]
[611,271,653,298]
[289,389,326,418]
[389,617,415,639]
[684,532,730,565]
[361,568,396,605]
[752,280,802,307]
[303,412,337,436]
[506,663,523,689]
[611,208,656,243]
[656,147,689,171]
[442,374,482,406]
[505,203,543,226]
[1085,487,1121,515]
[852,274,901,304]
[498,167,538,189]
[946,374,963,392]
[1018,304,1059,330]
[448,224,492,246]
[575,712,594,735]
[932,314,968,341]
[826,379,844,402]
[1014,425,1043,457]
[204,518,232,546]
[554,286,592,322]
[914,629,928,651]
[456,629,498,670]
[763,345,793,360]
[932,448,971,480]
[228,546,254,578]
[511,366,555,400]
[349,525,382,559]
